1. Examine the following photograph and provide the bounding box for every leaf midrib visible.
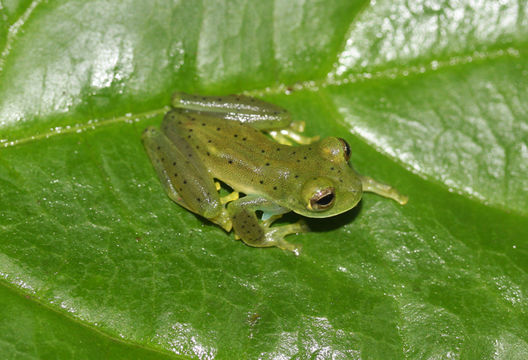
[1,47,526,220]
[2,45,522,148]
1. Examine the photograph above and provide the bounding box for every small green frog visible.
[143,92,407,254]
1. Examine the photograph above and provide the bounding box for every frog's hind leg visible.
[142,126,232,231]
[227,195,308,255]
[171,91,318,146]
[171,92,292,129]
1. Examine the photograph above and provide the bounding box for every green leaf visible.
[1,0,527,359]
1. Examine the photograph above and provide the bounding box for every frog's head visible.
[293,137,363,218]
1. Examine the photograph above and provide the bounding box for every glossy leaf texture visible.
[1,0,527,359]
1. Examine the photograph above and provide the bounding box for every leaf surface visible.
[1,0,528,359]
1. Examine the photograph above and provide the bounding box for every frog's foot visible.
[260,214,283,228]
[268,121,319,145]
[360,175,408,205]
[213,182,240,205]
[209,208,233,232]
[290,121,305,132]
[220,191,239,205]
[263,220,309,256]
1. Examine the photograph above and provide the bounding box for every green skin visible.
[142,93,408,254]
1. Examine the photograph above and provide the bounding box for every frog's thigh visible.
[227,195,304,253]
[172,92,292,130]
[142,127,222,219]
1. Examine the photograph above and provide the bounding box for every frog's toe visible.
[396,193,409,205]
[263,222,308,254]
[277,239,302,256]
[295,219,310,233]
[269,128,319,145]
[268,131,294,145]
[210,209,233,232]
[261,214,283,228]
[290,121,305,132]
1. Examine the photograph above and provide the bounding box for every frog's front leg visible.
[226,195,308,255]
[359,175,408,205]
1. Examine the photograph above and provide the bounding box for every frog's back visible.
[162,109,306,197]
[163,108,272,159]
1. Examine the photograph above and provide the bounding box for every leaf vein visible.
[0,0,43,73]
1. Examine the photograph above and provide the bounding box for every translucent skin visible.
[143,92,407,253]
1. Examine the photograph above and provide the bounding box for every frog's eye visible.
[338,138,351,162]
[309,187,336,211]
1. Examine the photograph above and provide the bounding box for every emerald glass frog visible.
[142,92,407,254]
